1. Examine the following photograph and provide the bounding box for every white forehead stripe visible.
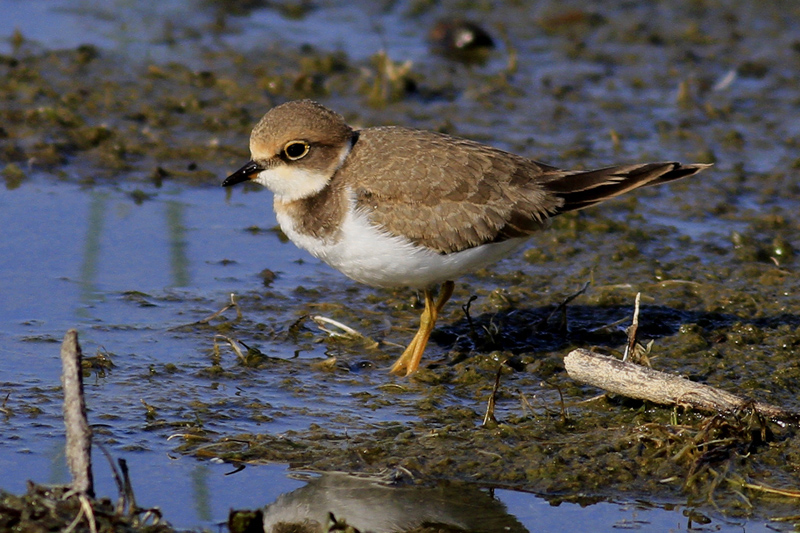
[251,141,352,202]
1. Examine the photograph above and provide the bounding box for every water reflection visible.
[46,440,69,487]
[73,191,192,319]
[166,200,190,288]
[259,472,527,533]
[190,462,212,523]
[78,190,107,308]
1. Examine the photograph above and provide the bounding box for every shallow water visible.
[1,178,761,531]
[2,0,800,531]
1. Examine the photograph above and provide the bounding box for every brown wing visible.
[343,126,562,254]
[341,126,710,254]
[545,162,711,213]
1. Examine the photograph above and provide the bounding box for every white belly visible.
[276,200,526,290]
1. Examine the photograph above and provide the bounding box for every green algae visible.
[0,484,173,533]
[3,0,800,529]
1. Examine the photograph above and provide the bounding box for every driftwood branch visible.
[61,329,94,497]
[565,349,799,422]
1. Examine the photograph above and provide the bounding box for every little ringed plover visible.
[223,99,709,376]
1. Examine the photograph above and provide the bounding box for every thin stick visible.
[215,335,248,363]
[60,329,94,497]
[461,295,479,345]
[95,442,125,513]
[565,349,799,422]
[482,361,506,426]
[623,292,641,362]
[168,293,241,330]
[119,458,138,514]
[311,315,379,349]
[199,293,241,323]
[79,494,98,533]
[545,281,590,332]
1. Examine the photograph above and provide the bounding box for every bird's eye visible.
[283,141,310,160]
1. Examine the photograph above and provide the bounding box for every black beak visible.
[222,160,262,187]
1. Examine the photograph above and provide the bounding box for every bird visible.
[222,99,709,376]
[259,471,526,532]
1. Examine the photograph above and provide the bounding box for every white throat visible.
[253,142,352,202]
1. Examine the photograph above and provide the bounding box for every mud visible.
[3,0,800,530]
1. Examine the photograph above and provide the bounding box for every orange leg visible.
[390,281,455,376]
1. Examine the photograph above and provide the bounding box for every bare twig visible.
[201,293,242,323]
[482,361,506,426]
[63,493,97,533]
[545,281,590,332]
[311,315,379,349]
[552,381,568,423]
[119,458,137,515]
[214,335,248,363]
[728,477,800,499]
[95,443,125,513]
[168,293,241,330]
[79,494,98,533]
[60,330,94,497]
[586,315,630,334]
[62,502,85,533]
[623,292,641,362]
[461,295,480,345]
[564,349,799,422]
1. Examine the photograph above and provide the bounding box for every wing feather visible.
[337,126,709,254]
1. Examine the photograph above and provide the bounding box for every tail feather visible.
[545,162,711,213]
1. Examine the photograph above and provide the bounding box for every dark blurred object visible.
[539,9,607,29]
[429,19,495,64]
[259,268,277,287]
[203,0,268,17]
[203,0,313,19]
[256,472,528,532]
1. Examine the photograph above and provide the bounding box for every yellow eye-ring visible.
[283,141,310,160]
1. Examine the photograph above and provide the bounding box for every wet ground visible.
[2,0,800,531]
